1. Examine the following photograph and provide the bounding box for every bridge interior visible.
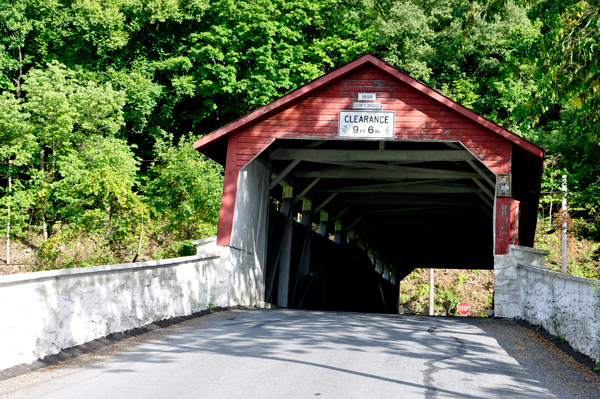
[257,138,497,313]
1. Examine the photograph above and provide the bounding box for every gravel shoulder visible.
[470,318,600,399]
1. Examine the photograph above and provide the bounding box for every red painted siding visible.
[494,141,513,254]
[234,66,509,174]
[216,135,240,246]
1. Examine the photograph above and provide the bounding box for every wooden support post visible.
[383,261,390,281]
[300,198,312,227]
[318,210,328,237]
[347,230,355,244]
[280,186,293,215]
[292,198,313,306]
[278,187,294,308]
[333,220,344,244]
[375,253,383,275]
[390,268,397,285]
[368,248,375,265]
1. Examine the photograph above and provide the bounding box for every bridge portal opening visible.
[255,138,496,313]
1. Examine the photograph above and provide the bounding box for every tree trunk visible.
[13,45,23,99]
[40,149,48,240]
[132,213,144,263]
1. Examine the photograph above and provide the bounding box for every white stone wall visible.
[518,264,600,362]
[0,238,263,371]
[494,245,550,318]
[494,244,600,362]
[229,159,270,304]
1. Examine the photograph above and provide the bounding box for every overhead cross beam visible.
[292,166,480,180]
[322,180,481,194]
[268,140,326,190]
[338,196,483,206]
[270,149,476,162]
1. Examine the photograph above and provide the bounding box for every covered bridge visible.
[194,54,543,314]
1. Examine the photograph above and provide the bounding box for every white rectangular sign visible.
[353,102,382,109]
[338,111,395,138]
[358,93,376,101]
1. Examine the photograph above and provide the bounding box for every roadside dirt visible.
[399,268,494,317]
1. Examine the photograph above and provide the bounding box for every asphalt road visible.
[1,309,600,399]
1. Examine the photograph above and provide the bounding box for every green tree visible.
[145,135,223,247]
[0,92,34,264]
[519,0,599,139]
[21,61,126,238]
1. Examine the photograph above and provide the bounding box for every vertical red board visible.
[494,142,512,254]
[216,135,240,246]
[510,199,521,246]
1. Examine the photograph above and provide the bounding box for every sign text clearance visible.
[457,302,471,317]
[338,111,395,138]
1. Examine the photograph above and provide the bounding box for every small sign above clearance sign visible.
[339,93,394,138]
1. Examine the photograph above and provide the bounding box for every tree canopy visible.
[0,0,598,268]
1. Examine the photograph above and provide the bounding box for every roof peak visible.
[194,54,542,159]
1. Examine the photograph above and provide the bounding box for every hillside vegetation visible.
[0,0,598,273]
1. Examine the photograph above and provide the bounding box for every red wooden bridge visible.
[194,54,543,314]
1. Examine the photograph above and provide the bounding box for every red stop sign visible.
[457,302,471,316]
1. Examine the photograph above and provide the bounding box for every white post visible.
[429,268,434,316]
[549,195,553,229]
[562,175,567,273]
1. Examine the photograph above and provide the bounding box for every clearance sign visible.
[338,111,395,139]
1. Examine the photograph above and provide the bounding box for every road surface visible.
[1,309,599,398]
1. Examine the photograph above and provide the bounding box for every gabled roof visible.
[194,54,543,159]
